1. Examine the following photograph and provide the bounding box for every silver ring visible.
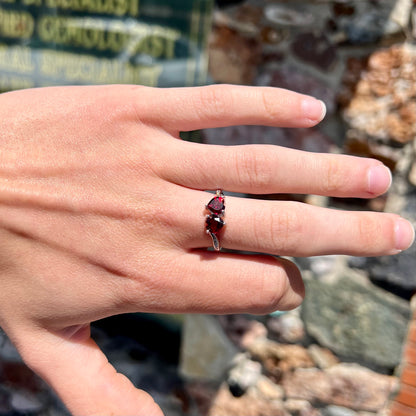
[205,190,225,251]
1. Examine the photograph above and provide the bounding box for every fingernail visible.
[302,98,326,122]
[367,164,392,195]
[395,218,415,251]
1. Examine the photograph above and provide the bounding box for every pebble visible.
[256,376,284,401]
[0,388,12,414]
[267,310,305,344]
[283,399,320,416]
[227,354,262,397]
[323,405,358,416]
[10,391,44,413]
[282,364,396,412]
[308,345,339,369]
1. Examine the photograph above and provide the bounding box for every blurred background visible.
[0,0,415,415]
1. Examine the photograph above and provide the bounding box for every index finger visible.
[133,84,326,132]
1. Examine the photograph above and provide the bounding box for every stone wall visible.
[0,1,415,416]
[181,1,416,415]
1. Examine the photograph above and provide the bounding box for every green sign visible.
[0,0,213,91]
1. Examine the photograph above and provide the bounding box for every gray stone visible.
[322,405,358,416]
[302,272,410,369]
[10,391,44,413]
[336,0,412,44]
[264,4,314,28]
[0,333,23,362]
[179,314,238,381]
[0,387,11,414]
[349,189,416,293]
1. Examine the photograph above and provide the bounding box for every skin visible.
[0,84,414,415]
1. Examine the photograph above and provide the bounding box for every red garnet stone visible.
[206,215,224,234]
[207,196,225,215]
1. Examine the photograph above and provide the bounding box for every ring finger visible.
[173,189,414,257]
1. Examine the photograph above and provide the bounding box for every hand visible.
[0,84,414,416]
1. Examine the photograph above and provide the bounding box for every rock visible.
[0,387,11,414]
[344,11,384,44]
[227,354,262,397]
[264,4,314,28]
[179,314,238,381]
[350,188,416,294]
[323,405,358,416]
[357,413,377,416]
[217,315,267,349]
[308,345,339,369]
[282,364,396,412]
[212,4,262,37]
[335,0,412,44]
[385,0,413,36]
[10,391,44,413]
[0,331,23,362]
[267,309,305,343]
[302,273,410,370]
[284,399,320,416]
[408,160,416,187]
[413,7,416,40]
[256,376,284,401]
[292,32,337,71]
[208,25,261,85]
[341,44,416,144]
[248,340,314,381]
[208,382,287,416]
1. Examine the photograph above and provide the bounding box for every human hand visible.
[0,85,414,415]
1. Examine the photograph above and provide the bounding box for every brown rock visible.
[257,376,284,401]
[409,161,416,186]
[284,399,320,416]
[291,32,337,71]
[208,382,287,416]
[267,310,305,344]
[341,44,416,144]
[307,345,339,369]
[248,340,314,381]
[218,315,267,349]
[282,364,396,412]
[208,25,261,85]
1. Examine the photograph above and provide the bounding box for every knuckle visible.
[249,266,288,314]
[196,85,229,120]
[247,259,304,314]
[356,214,380,250]
[234,147,272,190]
[322,157,345,194]
[261,88,279,121]
[269,203,303,254]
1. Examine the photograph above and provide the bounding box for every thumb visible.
[15,324,163,416]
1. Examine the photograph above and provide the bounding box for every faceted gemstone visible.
[207,196,225,215]
[206,214,224,234]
